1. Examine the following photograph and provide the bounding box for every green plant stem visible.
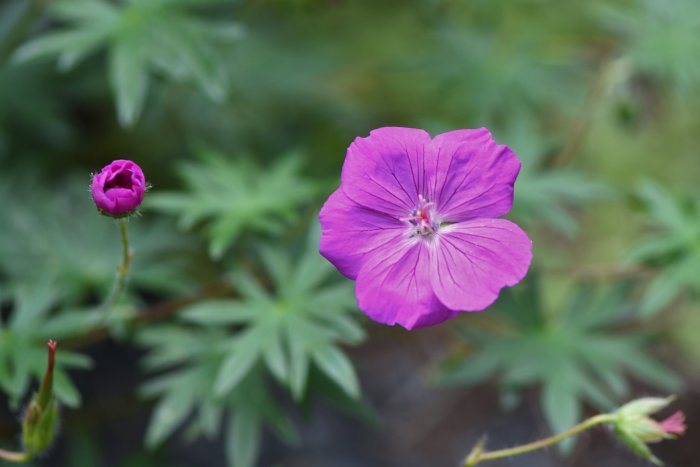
[100,218,132,316]
[464,414,614,466]
[0,449,29,463]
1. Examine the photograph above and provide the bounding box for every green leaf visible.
[227,409,261,467]
[263,331,288,384]
[109,40,149,126]
[147,152,317,259]
[13,28,112,67]
[541,369,580,452]
[442,275,683,444]
[286,326,309,401]
[440,351,501,386]
[639,266,684,316]
[312,345,360,399]
[53,370,82,408]
[145,392,194,448]
[214,331,266,397]
[182,300,256,325]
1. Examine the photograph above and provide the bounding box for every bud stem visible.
[100,218,132,317]
[464,414,615,466]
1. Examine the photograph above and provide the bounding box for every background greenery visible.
[1,0,698,466]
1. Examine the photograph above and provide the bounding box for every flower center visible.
[404,195,439,237]
[105,170,134,191]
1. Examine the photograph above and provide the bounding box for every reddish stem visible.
[37,340,57,410]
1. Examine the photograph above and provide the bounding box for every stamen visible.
[405,195,439,236]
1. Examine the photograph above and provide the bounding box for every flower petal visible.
[431,127,493,146]
[430,219,532,311]
[428,129,520,221]
[319,188,405,279]
[355,237,456,330]
[341,127,432,217]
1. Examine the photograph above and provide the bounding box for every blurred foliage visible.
[138,229,363,467]
[0,177,203,303]
[501,121,614,238]
[13,0,243,126]
[146,151,319,259]
[440,275,682,444]
[625,182,700,316]
[0,0,698,465]
[601,0,700,94]
[0,281,92,409]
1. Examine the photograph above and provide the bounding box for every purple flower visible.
[91,159,146,217]
[319,127,532,330]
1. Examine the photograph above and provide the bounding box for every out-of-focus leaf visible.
[542,367,580,452]
[109,39,149,127]
[145,391,194,449]
[12,0,242,125]
[0,282,91,409]
[0,178,201,303]
[146,151,318,259]
[228,409,261,467]
[439,276,682,442]
[625,182,700,316]
[504,121,614,238]
[600,0,700,94]
[138,226,362,467]
[312,345,360,400]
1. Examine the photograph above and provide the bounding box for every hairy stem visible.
[464,414,614,466]
[99,218,132,318]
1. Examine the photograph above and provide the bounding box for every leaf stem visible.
[464,414,615,466]
[0,449,29,463]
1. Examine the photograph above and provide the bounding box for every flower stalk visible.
[99,218,133,317]
[90,159,146,317]
[464,396,686,467]
[464,414,614,466]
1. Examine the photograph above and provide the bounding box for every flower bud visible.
[612,396,686,466]
[22,340,60,456]
[90,159,146,217]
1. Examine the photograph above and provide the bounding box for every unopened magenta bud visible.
[91,159,146,217]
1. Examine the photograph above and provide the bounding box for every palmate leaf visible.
[12,0,243,126]
[146,150,319,259]
[138,226,363,467]
[0,280,93,409]
[440,275,682,447]
[183,226,363,400]
[501,122,614,238]
[625,181,700,316]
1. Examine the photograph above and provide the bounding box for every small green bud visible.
[22,400,59,455]
[613,425,662,465]
[22,340,60,456]
[612,396,686,466]
[616,396,674,418]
